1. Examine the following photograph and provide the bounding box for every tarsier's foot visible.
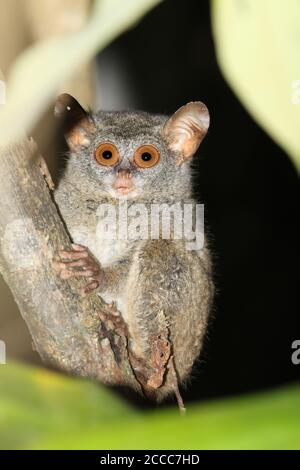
[147,334,171,389]
[98,305,170,390]
[129,332,171,391]
[99,304,129,338]
[53,244,103,295]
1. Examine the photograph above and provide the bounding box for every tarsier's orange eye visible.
[94,142,119,166]
[134,145,160,168]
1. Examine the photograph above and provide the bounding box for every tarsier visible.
[53,94,213,407]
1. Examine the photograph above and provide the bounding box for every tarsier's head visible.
[55,94,209,202]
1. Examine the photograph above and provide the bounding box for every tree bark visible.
[0,137,140,392]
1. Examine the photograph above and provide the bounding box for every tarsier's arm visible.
[54,244,131,296]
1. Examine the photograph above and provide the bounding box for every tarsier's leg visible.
[123,240,213,402]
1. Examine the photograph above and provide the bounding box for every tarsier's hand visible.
[53,244,103,295]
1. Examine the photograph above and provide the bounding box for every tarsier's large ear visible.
[54,93,96,150]
[163,101,210,164]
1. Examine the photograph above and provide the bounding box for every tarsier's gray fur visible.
[54,99,214,401]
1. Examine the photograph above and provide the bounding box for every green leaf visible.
[212,0,300,173]
[0,0,162,145]
[0,362,134,450]
[0,362,299,449]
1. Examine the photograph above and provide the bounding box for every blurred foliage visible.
[212,0,300,173]
[0,0,162,145]
[0,362,299,449]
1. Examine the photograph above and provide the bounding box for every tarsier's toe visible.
[71,243,86,251]
[81,280,100,296]
[99,310,128,337]
[58,248,89,261]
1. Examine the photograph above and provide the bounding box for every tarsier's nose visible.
[117,169,132,179]
[113,168,134,195]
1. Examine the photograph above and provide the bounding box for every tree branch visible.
[0,137,141,393]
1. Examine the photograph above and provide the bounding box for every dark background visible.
[97,0,300,404]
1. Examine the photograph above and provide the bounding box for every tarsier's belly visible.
[70,223,129,265]
[69,224,130,313]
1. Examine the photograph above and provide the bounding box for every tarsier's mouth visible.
[112,170,135,195]
[113,185,134,195]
